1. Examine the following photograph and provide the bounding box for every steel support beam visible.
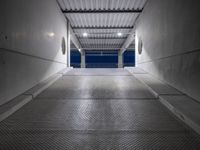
[80,48,135,51]
[79,37,127,40]
[118,51,123,68]
[81,50,86,68]
[82,48,121,50]
[67,21,71,67]
[69,27,81,50]
[74,32,131,35]
[120,26,136,54]
[63,9,142,14]
[73,26,133,30]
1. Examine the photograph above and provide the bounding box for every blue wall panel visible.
[123,51,135,67]
[70,50,81,68]
[86,51,118,68]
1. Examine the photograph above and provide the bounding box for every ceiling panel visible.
[57,0,147,50]
[59,0,146,11]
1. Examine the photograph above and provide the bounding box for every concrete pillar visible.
[118,50,123,68]
[67,21,71,67]
[81,50,86,68]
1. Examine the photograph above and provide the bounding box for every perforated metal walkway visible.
[0,69,200,149]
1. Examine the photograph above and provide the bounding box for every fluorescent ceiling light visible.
[117,32,122,36]
[83,32,88,37]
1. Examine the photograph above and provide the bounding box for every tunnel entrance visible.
[70,49,135,68]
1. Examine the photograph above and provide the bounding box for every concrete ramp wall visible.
[0,0,67,105]
[135,0,200,102]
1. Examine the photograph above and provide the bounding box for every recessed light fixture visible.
[117,32,122,37]
[83,32,88,37]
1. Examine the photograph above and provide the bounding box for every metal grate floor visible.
[1,130,200,150]
[37,75,156,99]
[0,69,200,149]
[64,68,132,76]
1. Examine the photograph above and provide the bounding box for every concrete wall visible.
[0,0,67,105]
[135,0,200,101]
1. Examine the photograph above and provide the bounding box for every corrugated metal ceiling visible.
[66,13,138,28]
[57,0,147,50]
[58,0,146,11]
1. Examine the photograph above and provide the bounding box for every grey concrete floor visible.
[0,69,200,149]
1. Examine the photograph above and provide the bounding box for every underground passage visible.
[1,0,200,149]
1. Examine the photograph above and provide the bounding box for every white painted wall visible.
[0,0,67,105]
[135,0,200,101]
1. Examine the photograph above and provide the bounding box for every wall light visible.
[48,32,55,37]
[83,32,88,37]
